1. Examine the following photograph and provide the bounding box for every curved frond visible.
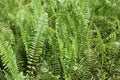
[0,26,19,80]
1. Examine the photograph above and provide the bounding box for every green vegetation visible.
[0,0,120,80]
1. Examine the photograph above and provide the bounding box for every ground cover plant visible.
[0,0,120,80]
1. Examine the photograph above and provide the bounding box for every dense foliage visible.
[0,0,120,80]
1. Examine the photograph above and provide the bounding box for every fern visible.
[0,27,19,80]
[16,0,48,78]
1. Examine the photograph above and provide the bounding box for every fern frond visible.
[0,39,19,80]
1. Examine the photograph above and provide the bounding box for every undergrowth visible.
[0,0,120,80]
